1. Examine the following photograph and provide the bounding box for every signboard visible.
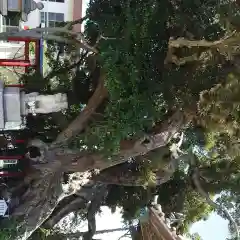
[0,199,8,216]
[139,207,149,223]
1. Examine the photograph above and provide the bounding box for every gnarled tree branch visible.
[169,31,237,49]
[52,72,108,146]
[44,183,104,229]
[190,156,239,240]
[60,110,185,172]
[83,185,108,240]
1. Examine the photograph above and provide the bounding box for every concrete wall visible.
[24,0,41,28]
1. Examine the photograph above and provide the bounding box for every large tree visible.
[3,0,240,239]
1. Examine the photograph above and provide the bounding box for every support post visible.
[35,40,40,71]
[0,59,32,67]
[4,84,24,88]
[24,40,30,73]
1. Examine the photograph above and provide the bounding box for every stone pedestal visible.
[25,92,68,114]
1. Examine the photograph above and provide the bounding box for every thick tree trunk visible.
[83,185,108,240]
[53,72,107,146]
[93,163,173,186]
[13,109,185,240]
[14,169,63,240]
[11,48,185,240]
[12,21,240,240]
[59,110,185,173]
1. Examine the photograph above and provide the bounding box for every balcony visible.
[1,25,19,34]
[0,11,21,39]
[0,25,21,44]
[7,0,21,12]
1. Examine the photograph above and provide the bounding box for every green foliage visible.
[82,0,240,153]
[29,42,35,56]
[21,70,49,92]
[83,0,170,152]
[216,192,240,236]
[189,232,203,240]
[198,72,240,190]
[157,171,213,233]
[13,0,240,235]
[104,170,213,234]
[0,219,18,240]
[199,73,240,133]
[105,184,152,221]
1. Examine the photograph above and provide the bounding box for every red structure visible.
[0,36,40,179]
[0,37,40,72]
[0,136,27,179]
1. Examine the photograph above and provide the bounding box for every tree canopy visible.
[1,0,240,239]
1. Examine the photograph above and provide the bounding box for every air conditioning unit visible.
[2,26,19,34]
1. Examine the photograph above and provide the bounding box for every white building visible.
[25,0,82,29]
[0,0,82,57]
[0,0,82,81]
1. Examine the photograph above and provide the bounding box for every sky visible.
[190,213,229,240]
[80,1,231,239]
[68,206,230,240]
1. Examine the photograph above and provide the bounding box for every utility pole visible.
[45,0,49,28]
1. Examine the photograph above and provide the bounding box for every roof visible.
[139,205,187,240]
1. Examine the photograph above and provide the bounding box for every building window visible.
[41,0,65,2]
[7,0,20,11]
[40,12,64,27]
[1,12,19,33]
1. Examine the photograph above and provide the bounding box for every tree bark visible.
[92,161,173,187]
[190,156,239,239]
[44,183,106,229]
[13,109,184,240]
[165,32,240,65]
[53,72,108,146]
[169,31,238,49]
[45,196,87,229]
[12,53,185,240]
[14,169,63,240]
[59,110,185,173]
[83,185,108,240]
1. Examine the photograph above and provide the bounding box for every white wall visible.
[24,6,41,28]
[23,0,74,29]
